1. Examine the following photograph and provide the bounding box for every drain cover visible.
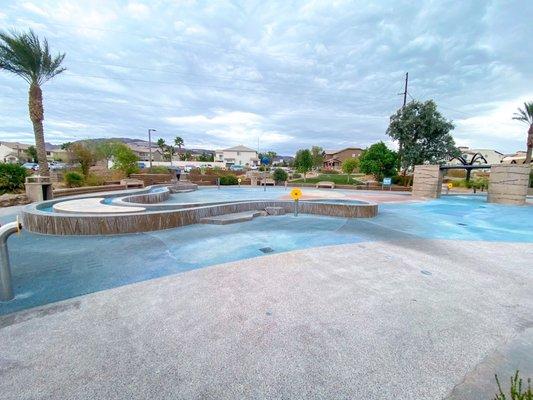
[421,270,432,275]
[259,247,274,253]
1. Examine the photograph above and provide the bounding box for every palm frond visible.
[0,29,66,85]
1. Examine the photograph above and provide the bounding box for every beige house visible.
[0,142,33,163]
[323,147,363,170]
[215,145,259,167]
[454,147,504,165]
[127,143,164,162]
[502,151,531,164]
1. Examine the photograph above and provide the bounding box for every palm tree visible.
[0,30,65,176]
[174,136,184,161]
[156,138,166,153]
[512,102,533,164]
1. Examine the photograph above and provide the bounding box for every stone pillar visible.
[25,176,53,203]
[488,164,530,205]
[412,165,443,198]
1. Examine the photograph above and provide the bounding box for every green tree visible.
[164,144,175,164]
[112,143,139,176]
[341,158,359,183]
[272,168,288,183]
[156,138,166,153]
[70,143,93,177]
[60,142,72,150]
[95,141,120,169]
[294,149,313,182]
[359,142,397,182]
[0,30,66,176]
[387,100,458,173]
[311,146,324,169]
[182,151,193,161]
[512,101,533,164]
[25,145,38,163]
[174,136,184,160]
[198,152,214,162]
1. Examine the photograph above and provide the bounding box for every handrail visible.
[0,220,22,302]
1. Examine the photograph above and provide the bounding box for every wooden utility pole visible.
[402,72,409,108]
[397,72,409,173]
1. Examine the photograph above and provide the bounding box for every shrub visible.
[84,173,105,187]
[0,163,28,194]
[64,171,84,187]
[493,370,531,400]
[320,168,339,174]
[272,168,288,183]
[471,177,489,190]
[146,166,170,174]
[219,174,238,185]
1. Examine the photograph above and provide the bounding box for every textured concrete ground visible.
[1,239,531,400]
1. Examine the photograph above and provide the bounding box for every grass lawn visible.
[290,174,363,185]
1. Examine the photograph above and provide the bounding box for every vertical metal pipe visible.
[0,221,20,302]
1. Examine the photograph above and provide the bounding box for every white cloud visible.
[2,0,532,154]
[166,111,262,127]
[125,2,149,19]
[21,2,48,17]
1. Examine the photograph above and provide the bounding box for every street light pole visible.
[148,129,156,169]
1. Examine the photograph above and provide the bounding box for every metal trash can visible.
[25,175,53,202]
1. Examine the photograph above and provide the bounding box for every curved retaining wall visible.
[121,187,171,204]
[21,200,378,236]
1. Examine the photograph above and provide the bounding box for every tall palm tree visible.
[174,136,184,161]
[512,101,533,164]
[0,29,66,176]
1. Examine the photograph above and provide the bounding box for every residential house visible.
[272,155,295,166]
[322,147,364,170]
[127,143,164,162]
[502,151,530,164]
[0,142,32,163]
[215,145,259,167]
[454,147,504,165]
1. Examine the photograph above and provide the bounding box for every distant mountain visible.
[73,137,214,155]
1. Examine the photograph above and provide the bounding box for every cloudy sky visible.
[0,0,532,154]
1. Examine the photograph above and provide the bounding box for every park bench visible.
[315,181,335,189]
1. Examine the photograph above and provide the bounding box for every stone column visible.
[412,165,443,198]
[488,164,530,205]
[25,176,53,202]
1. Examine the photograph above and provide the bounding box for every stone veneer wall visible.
[21,200,378,235]
[122,188,171,204]
[487,164,530,205]
[412,165,443,198]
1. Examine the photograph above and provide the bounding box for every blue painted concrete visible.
[1,195,531,315]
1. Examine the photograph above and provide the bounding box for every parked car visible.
[22,162,38,170]
[49,161,66,171]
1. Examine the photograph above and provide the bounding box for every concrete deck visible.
[1,239,531,400]
[52,197,146,214]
